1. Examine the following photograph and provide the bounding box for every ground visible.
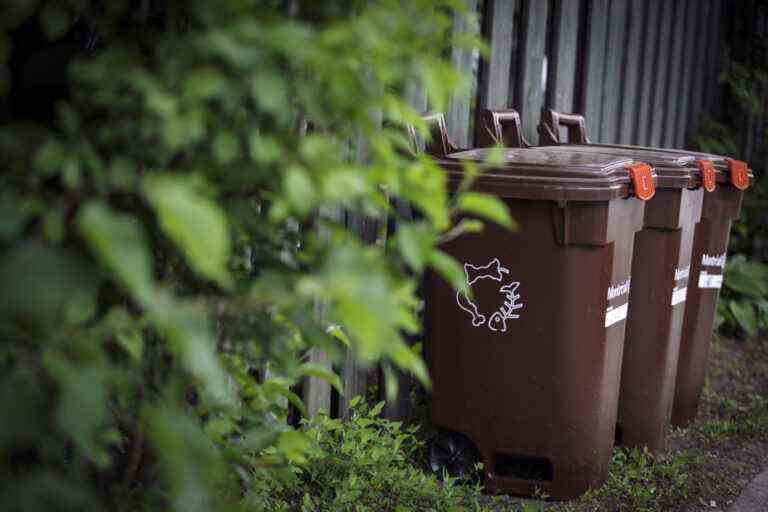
[479,335,768,511]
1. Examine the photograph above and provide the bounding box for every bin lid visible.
[556,143,754,191]
[531,145,699,189]
[442,147,657,202]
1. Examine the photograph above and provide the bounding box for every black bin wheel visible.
[428,430,481,482]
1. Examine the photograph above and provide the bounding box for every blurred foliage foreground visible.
[0,1,509,510]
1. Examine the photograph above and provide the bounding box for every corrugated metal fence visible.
[453,0,724,150]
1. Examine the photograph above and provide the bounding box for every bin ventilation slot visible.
[493,453,553,482]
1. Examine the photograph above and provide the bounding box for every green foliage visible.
[245,399,489,511]
[716,255,768,337]
[0,1,499,510]
[578,448,696,512]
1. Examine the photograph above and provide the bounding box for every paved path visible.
[729,467,768,511]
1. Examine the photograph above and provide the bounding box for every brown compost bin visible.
[531,109,754,427]
[424,144,655,499]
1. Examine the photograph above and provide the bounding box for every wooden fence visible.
[306,0,727,421]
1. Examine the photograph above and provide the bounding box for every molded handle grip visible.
[417,113,458,157]
[538,109,590,145]
[477,108,531,148]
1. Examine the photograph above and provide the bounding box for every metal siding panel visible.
[617,0,644,144]
[446,0,481,148]
[705,0,723,115]
[579,0,610,141]
[662,0,687,148]
[547,0,582,112]
[635,0,662,146]
[518,0,550,144]
[478,0,517,110]
[675,0,698,147]
[601,0,630,143]
[686,0,713,145]
[648,0,674,147]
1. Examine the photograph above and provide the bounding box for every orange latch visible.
[626,163,655,201]
[697,159,717,192]
[727,159,750,190]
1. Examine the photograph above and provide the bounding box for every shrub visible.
[245,398,488,512]
[0,1,503,510]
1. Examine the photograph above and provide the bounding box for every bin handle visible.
[538,109,590,145]
[477,108,531,148]
[696,159,717,192]
[415,113,459,157]
[727,158,750,190]
[626,163,655,201]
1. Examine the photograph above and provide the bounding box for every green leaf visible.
[182,67,229,101]
[283,165,316,216]
[729,300,758,337]
[276,430,312,464]
[147,406,226,511]
[262,381,307,418]
[212,131,241,165]
[428,249,467,294]
[78,201,154,302]
[45,359,110,467]
[0,243,99,337]
[396,223,434,272]
[368,401,385,417]
[142,174,232,287]
[326,324,351,347]
[248,134,281,164]
[298,363,343,395]
[251,73,288,116]
[724,258,768,299]
[457,192,515,229]
[149,297,234,406]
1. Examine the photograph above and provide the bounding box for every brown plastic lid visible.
[440,147,657,202]
[529,145,699,189]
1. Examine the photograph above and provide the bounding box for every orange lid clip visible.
[727,159,750,190]
[697,159,717,192]
[626,163,655,201]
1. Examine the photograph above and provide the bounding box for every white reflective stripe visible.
[698,271,723,289]
[605,303,629,328]
[671,287,688,306]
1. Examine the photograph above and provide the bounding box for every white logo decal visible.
[605,277,631,328]
[455,258,524,333]
[607,278,631,300]
[605,303,629,327]
[701,253,727,269]
[671,286,688,306]
[675,265,690,281]
[699,271,723,289]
